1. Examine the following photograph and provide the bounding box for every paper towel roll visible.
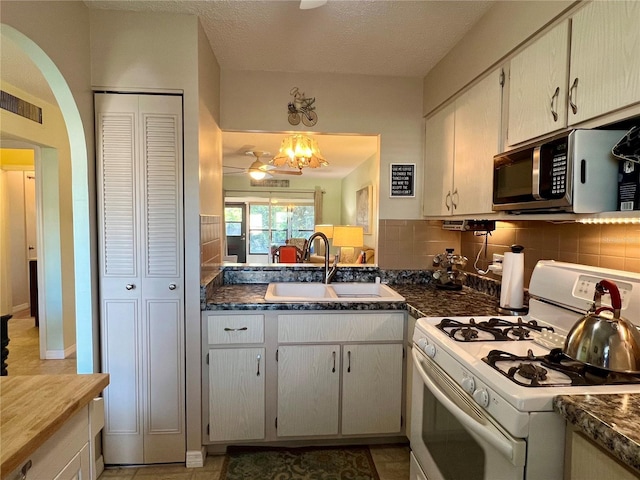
[500,250,524,309]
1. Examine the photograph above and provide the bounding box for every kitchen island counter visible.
[0,373,109,478]
[554,394,640,474]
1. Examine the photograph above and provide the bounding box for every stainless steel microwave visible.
[493,129,625,213]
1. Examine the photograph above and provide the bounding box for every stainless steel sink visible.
[264,282,405,302]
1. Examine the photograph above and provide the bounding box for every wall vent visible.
[250,178,290,188]
[0,90,43,124]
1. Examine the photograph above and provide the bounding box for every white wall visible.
[6,171,28,310]
[423,0,575,114]
[221,70,424,220]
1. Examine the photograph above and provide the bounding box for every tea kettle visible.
[563,279,640,373]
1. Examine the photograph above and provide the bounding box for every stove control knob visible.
[424,343,436,358]
[473,388,490,408]
[416,338,428,351]
[461,376,475,394]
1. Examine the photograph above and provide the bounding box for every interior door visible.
[225,203,246,262]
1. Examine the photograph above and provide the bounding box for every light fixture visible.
[271,134,328,170]
[314,224,334,239]
[248,159,268,180]
[332,225,364,262]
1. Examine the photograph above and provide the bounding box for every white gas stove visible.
[410,260,640,480]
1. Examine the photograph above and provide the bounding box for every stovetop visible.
[436,317,553,342]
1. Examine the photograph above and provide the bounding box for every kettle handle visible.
[594,279,622,317]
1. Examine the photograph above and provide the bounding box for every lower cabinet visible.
[277,344,340,437]
[208,348,265,442]
[203,310,406,444]
[566,427,638,480]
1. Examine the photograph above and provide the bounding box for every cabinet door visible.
[341,344,403,435]
[277,345,340,437]
[453,69,502,216]
[52,444,90,480]
[568,430,638,480]
[423,103,455,216]
[209,348,265,442]
[508,21,569,146]
[569,1,640,125]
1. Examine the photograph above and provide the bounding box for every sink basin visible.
[264,282,405,302]
[265,282,339,302]
[330,282,405,300]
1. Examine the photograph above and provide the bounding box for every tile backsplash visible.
[461,221,640,287]
[200,214,222,266]
[378,219,640,287]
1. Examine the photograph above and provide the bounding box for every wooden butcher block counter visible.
[0,373,109,478]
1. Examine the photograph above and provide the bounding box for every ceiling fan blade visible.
[272,169,303,176]
[300,0,327,9]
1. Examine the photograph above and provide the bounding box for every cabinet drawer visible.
[278,312,404,343]
[208,314,264,344]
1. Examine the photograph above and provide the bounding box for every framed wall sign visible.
[390,163,415,197]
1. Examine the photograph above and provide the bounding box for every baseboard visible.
[12,303,29,314]
[45,343,76,360]
[186,447,206,468]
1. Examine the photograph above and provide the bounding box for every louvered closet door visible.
[96,93,185,465]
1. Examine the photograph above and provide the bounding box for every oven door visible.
[410,347,526,480]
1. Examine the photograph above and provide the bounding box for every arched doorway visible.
[1,25,97,373]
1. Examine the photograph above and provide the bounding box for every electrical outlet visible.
[492,254,504,264]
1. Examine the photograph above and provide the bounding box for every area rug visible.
[220,445,380,480]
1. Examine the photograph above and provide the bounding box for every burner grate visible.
[484,349,640,387]
[436,317,554,342]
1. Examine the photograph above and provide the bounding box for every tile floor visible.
[6,310,411,479]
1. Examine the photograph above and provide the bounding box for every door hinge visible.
[401,415,404,427]
[275,417,278,429]
[206,353,209,365]
[499,68,505,87]
[403,347,406,359]
[207,424,210,435]
[276,349,278,362]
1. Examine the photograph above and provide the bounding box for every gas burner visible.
[436,317,554,342]
[484,349,640,387]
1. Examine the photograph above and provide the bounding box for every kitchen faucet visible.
[303,232,339,284]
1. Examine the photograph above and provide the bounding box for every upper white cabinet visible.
[96,93,185,465]
[568,1,640,125]
[423,69,502,217]
[507,21,570,146]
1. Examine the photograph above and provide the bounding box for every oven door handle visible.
[412,347,526,466]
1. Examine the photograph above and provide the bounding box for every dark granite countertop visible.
[554,394,640,473]
[203,281,501,317]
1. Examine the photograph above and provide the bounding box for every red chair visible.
[274,245,302,263]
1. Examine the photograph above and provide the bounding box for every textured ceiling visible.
[83,0,494,77]
[2,0,495,178]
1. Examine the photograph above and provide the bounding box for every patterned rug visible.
[220,446,380,480]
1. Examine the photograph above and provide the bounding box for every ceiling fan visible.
[223,151,302,179]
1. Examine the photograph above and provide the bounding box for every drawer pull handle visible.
[347,350,351,373]
[20,460,32,479]
[256,354,261,376]
[224,327,248,332]
[332,351,336,373]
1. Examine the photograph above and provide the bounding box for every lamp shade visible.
[332,225,364,247]
[314,224,334,239]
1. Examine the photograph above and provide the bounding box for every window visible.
[224,206,243,237]
[248,203,314,254]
